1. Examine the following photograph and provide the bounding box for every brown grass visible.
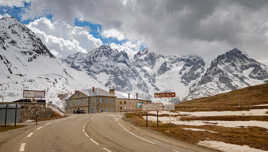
[0,125,25,132]
[176,83,268,112]
[180,115,268,121]
[125,113,268,151]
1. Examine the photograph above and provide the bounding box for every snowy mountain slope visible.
[0,17,103,108]
[133,49,206,98]
[186,48,268,99]
[65,45,150,94]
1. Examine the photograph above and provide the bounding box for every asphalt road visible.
[0,113,215,152]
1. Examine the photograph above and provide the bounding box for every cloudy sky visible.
[0,0,268,64]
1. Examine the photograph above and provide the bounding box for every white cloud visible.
[27,17,102,58]
[0,0,30,7]
[102,28,125,41]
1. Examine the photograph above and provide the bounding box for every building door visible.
[91,108,94,113]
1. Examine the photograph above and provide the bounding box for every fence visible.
[0,103,20,127]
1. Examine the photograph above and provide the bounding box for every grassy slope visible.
[176,83,268,112]
[125,83,268,151]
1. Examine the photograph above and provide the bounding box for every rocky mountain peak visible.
[0,17,54,60]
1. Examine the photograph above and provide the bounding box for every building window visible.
[99,97,102,104]
[77,100,80,105]
[105,98,109,104]
[110,98,114,104]
[124,101,126,104]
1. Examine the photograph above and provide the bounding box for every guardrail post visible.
[14,104,17,127]
[4,104,8,128]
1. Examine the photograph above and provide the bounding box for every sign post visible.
[146,112,148,128]
[156,110,159,127]
[142,103,164,128]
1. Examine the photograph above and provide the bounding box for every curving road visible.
[0,113,215,152]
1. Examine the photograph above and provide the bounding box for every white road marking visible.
[118,122,155,144]
[85,132,89,138]
[26,132,34,138]
[90,138,100,145]
[19,143,26,152]
[37,126,43,130]
[82,128,85,133]
[103,147,112,152]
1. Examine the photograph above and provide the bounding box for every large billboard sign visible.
[23,90,45,98]
[154,92,176,98]
[142,103,164,111]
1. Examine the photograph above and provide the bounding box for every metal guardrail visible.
[0,103,20,127]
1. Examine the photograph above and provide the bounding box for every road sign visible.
[164,104,175,111]
[23,90,45,98]
[154,92,176,98]
[142,103,164,111]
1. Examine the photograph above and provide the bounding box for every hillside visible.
[176,83,268,112]
[126,83,268,152]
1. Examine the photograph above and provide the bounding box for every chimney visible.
[136,93,139,99]
[109,88,115,95]
[128,93,130,99]
[92,87,95,93]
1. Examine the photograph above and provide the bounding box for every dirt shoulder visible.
[124,112,268,151]
[122,113,218,152]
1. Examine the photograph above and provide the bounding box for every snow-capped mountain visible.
[65,45,207,99]
[65,45,150,94]
[187,48,268,99]
[0,17,103,108]
[133,48,205,98]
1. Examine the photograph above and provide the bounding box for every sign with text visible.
[154,92,176,98]
[23,90,45,99]
[164,104,175,111]
[142,103,164,111]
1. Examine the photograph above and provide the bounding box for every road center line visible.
[103,147,112,152]
[26,132,34,138]
[90,138,100,145]
[19,143,26,152]
[118,122,155,144]
[85,132,89,138]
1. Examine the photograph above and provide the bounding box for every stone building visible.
[66,87,116,114]
[116,93,152,112]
